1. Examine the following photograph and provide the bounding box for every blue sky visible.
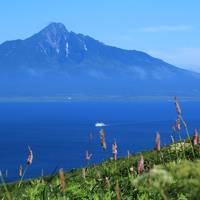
[0,0,200,71]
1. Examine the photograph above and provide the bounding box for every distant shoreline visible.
[0,95,200,102]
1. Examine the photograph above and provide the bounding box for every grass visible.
[0,143,200,200]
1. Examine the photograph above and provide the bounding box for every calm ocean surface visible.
[0,101,200,182]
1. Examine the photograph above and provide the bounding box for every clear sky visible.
[0,0,200,71]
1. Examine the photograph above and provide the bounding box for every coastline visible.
[1,95,200,103]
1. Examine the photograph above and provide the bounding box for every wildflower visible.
[59,168,65,192]
[137,155,144,174]
[26,146,33,165]
[19,165,23,177]
[193,129,199,146]
[175,115,181,131]
[155,132,161,151]
[18,146,33,188]
[112,140,117,161]
[100,128,107,150]
[174,96,181,115]
[85,150,92,161]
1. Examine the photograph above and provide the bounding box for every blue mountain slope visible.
[0,22,200,97]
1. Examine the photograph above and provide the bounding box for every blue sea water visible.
[0,101,200,182]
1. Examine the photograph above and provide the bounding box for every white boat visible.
[95,122,106,127]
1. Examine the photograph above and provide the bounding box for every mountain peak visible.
[41,22,68,36]
[42,22,68,33]
[37,22,69,51]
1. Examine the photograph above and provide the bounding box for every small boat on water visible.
[95,122,106,127]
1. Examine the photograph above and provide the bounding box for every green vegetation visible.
[0,143,200,200]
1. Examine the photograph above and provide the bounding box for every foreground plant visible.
[174,96,195,158]
[100,128,107,150]
[18,146,33,188]
[0,171,12,200]
[112,140,117,161]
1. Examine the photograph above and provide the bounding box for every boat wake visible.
[95,122,106,127]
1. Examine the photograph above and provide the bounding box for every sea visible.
[0,101,200,182]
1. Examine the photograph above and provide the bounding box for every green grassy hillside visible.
[1,143,200,200]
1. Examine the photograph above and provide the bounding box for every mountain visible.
[0,22,200,99]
